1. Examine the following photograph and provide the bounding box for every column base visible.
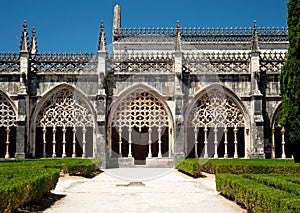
[15,153,25,159]
[250,153,265,159]
[118,157,134,168]
[146,157,174,168]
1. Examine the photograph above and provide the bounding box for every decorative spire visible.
[113,4,121,31]
[30,27,38,55]
[98,21,107,52]
[251,20,259,52]
[176,20,181,33]
[20,20,29,53]
[175,21,182,51]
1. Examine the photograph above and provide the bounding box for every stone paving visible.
[45,169,246,213]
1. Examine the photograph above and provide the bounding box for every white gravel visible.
[44,169,246,213]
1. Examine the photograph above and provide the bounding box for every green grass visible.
[0,158,102,212]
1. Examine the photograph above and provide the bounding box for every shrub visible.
[241,174,300,196]
[0,168,60,213]
[216,174,300,213]
[0,158,102,212]
[176,158,202,177]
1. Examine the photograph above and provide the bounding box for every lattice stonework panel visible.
[182,52,250,74]
[36,89,93,128]
[0,95,16,127]
[190,89,245,128]
[112,90,169,130]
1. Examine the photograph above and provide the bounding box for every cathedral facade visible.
[0,5,289,167]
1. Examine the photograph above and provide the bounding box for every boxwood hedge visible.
[0,158,102,212]
[216,174,300,213]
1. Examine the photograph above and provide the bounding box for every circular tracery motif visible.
[36,89,93,128]
[190,89,245,128]
[0,94,16,127]
[112,90,169,130]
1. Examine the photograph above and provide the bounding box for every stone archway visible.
[271,104,292,159]
[109,88,173,165]
[33,86,96,158]
[186,87,248,158]
[0,92,16,159]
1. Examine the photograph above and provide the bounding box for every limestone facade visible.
[0,6,289,167]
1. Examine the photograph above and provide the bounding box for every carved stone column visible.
[15,47,28,159]
[250,50,265,158]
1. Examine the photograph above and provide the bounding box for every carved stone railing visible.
[260,51,287,73]
[0,53,20,73]
[110,52,174,74]
[30,53,97,73]
[183,51,250,74]
[114,26,288,42]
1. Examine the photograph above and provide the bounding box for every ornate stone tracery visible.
[189,88,245,158]
[0,94,16,159]
[190,89,245,128]
[37,89,93,128]
[112,90,169,129]
[36,89,94,158]
[111,90,170,158]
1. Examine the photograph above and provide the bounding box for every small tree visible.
[280,0,300,162]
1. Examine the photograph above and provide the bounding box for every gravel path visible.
[44,169,246,213]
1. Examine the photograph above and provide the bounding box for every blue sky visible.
[0,0,288,52]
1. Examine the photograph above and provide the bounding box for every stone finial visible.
[175,21,182,51]
[98,21,106,51]
[251,20,259,52]
[176,20,181,33]
[30,27,38,55]
[113,4,121,30]
[20,20,29,53]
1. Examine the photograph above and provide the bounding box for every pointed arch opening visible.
[271,103,292,159]
[185,85,250,159]
[108,85,174,165]
[31,84,96,158]
[0,91,17,159]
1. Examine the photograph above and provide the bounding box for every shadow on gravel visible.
[13,193,66,213]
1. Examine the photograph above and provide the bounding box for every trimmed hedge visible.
[241,174,300,196]
[216,174,300,213]
[176,158,202,177]
[0,168,60,213]
[176,158,300,175]
[0,159,102,212]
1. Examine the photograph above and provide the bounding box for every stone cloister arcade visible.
[0,5,290,167]
[186,87,248,159]
[32,85,96,158]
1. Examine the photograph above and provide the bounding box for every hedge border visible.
[0,159,102,212]
[216,174,300,213]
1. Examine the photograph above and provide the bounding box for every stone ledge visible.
[118,157,134,168]
[146,157,174,168]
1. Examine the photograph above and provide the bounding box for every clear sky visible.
[0,0,288,53]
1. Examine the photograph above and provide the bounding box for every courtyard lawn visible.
[176,158,300,212]
[0,158,101,212]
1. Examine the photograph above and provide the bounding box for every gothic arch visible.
[30,83,97,158]
[270,102,282,129]
[0,90,17,158]
[184,84,250,158]
[107,84,174,163]
[270,102,291,158]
